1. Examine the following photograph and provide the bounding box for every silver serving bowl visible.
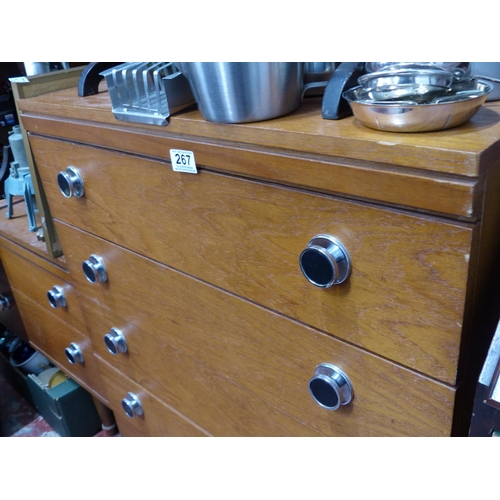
[358,67,458,91]
[363,83,451,103]
[343,79,493,133]
[365,62,471,80]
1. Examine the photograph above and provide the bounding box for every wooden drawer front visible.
[11,289,105,402]
[95,355,210,437]
[61,225,455,436]
[81,296,324,437]
[34,137,473,383]
[44,146,474,385]
[0,246,86,333]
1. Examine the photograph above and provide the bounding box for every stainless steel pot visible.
[175,62,323,123]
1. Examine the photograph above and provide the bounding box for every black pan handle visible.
[322,62,366,120]
[78,62,123,97]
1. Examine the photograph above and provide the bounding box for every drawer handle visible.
[299,235,351,288]
[65,342,84,364]
[104,327,128,355]
[57,166,85,198]
[47,286,67,309]
[308,363,354,410]
[82,255,107,283]
[122,392,144,418]
[0,293,13,311]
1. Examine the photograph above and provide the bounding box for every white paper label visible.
[170,149,197,174]
[9,77,30,84]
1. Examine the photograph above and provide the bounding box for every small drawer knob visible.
[0,293,13,311]
[299,234,351,288]
[122,392,144,418]
[65,342,84,364]
[82,255,107,284]
[47,286,67,309]
[57,166,85,198]
[308,363,354,410]
[104,327,128,355]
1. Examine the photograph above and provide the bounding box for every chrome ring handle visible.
[308,363,354,410]
[0,293,13,311]
[122,392,144,418]
[104,327,128,355]
[57,166,85,198]
[82,255,107,284]
[47,286,67,309]
[65,342,84,364]
[299,235,351,288]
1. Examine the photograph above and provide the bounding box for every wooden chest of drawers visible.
[13,80,500,436]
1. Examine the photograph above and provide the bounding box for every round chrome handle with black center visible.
[308,363,354,410]
[57,166,85,198]
[47,286,67,309]
[299,235,351,288]
[65,342,84,365]
[82,255,107,284]
[122,392,144,418]
[0,294,13,311]
[104,327,128,355]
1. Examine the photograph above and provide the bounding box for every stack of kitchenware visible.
[342,62,499,132]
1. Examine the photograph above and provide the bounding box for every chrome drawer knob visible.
[104,327,128,355]
[122,392,144,418]
[57,166,85,198]
[0,293,13,311]
[308,363,354,410]
[82,255,107,283]
[47,286,67,309]
[299,235,351,288]
[65,342,84,364]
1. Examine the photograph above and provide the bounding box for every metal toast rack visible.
[100,62,195,125]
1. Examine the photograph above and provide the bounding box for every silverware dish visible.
[363,83,451,103]
[358,67,458,91]
[365,62,471,80]
[343,79,493,132]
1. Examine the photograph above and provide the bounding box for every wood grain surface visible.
[36,139,475,383]
[0,245,86,333]
[18,86,500,176]
[95,355,211,437]
[56,222,456,436]
[11,289,106,403]
[25,121,479,218]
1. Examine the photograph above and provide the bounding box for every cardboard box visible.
[26,373,102,437]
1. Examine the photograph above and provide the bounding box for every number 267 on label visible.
[169,149,198,174]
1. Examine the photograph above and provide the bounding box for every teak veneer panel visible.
[85,298,323,437]
[0,246,86,333]
[81,293,455,437]
[17,86,500,177]
[42,146,474,384]
[55,221,455,436]
[12,289,106,403]
[26,122,479,218]
[95,356,211,437]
